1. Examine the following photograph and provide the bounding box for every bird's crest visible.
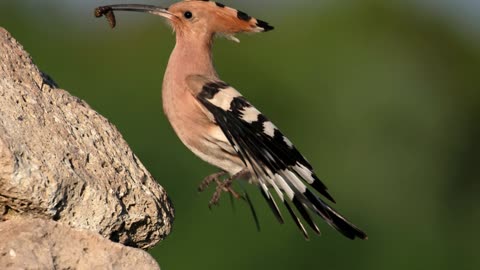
[95,1,273,42]
[182,0,274,32]
[168,0,274,42]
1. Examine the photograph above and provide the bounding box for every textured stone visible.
[0,27,174,249]
[0,218,160,270]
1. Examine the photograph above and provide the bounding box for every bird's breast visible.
[162,81,244,175]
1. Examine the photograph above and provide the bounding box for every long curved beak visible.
[95,4,175,28]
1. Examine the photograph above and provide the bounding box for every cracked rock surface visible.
[0,27,174,249]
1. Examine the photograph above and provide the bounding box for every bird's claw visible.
[199,169,250,208]
[199,171,243,208]
[198,171,227,192]
[208,178,242,208]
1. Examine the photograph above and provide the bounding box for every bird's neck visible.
[161,34,218,122]
[164,35,217,84]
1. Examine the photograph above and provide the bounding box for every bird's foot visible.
[209,176,242,208]
[198,171,227,192]
[198,169,250,208]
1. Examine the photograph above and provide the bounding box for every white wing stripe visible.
[208,86,241,111]
[274,174,295,200]
[293,163,315,183]
[282,170,307,193]
[263,121,277,137]
[240,106,261,123]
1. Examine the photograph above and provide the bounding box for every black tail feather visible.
[283,200,309,240]
[306,190,367,240]
[311,174,336,203]
[304,189,332,220]
[260,187,284,224]
[323,203,368,240]
[243,189,261,232]
[292,196,320,235]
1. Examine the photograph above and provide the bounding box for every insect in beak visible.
[95,4,176,28]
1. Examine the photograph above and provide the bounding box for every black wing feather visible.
[195,79,367,240]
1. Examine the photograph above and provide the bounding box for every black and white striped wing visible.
[186,75,367,240]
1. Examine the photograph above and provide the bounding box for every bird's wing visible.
[186,74,367,240]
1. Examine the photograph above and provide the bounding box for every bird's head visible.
[95,0,273,42]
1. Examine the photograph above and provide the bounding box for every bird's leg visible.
[208,169,251,208]
[198,171,227,192]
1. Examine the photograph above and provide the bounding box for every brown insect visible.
[95,6,116,28]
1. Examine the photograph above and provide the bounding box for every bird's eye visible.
[184,11,193,19]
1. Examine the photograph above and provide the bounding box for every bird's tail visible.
[314,194,368,240]
[259,171,368,240]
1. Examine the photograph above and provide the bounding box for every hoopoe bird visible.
[95,0,367,240]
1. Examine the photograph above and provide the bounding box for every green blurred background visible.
[1,0,479,269]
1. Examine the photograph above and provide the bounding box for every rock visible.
[0,27,174,249]
[0,218,160,270]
